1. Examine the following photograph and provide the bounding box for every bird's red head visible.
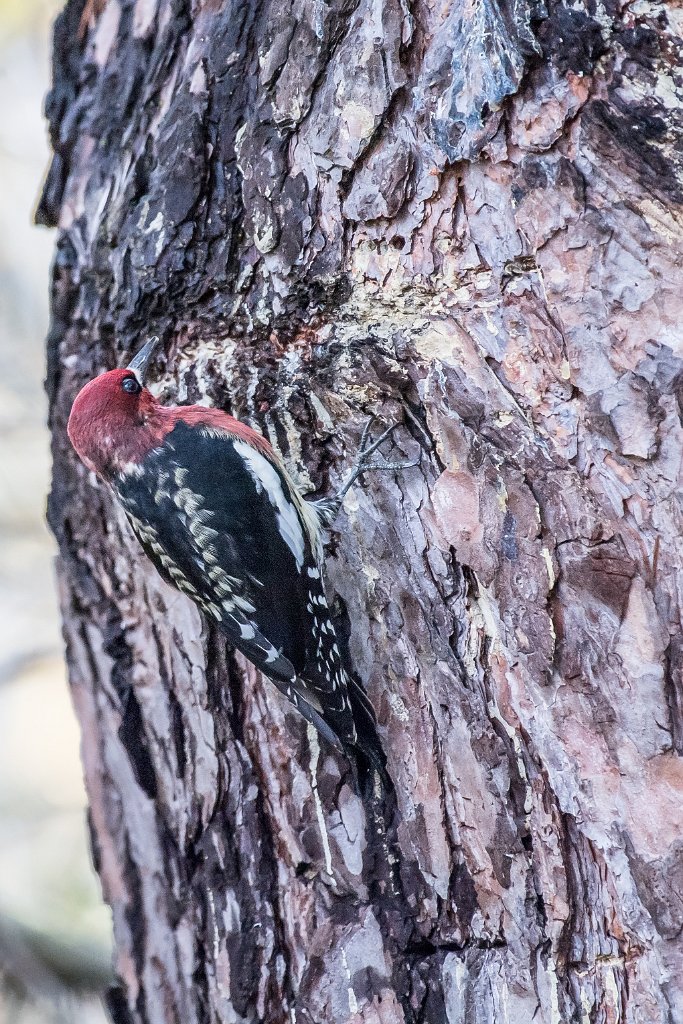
[67,367,164,478]
[67,337,168,478]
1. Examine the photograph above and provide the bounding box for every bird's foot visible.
[315,417,421,526]
[341,417,421,495]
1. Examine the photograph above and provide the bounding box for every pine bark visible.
[40,1,683,1022]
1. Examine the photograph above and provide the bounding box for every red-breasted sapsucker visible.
[67,337,416,771]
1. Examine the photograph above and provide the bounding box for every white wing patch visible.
[232,439,306,570]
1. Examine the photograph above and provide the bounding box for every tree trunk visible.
[39,1,683,1021]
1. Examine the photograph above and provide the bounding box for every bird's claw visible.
[337,417,420,501]
[354,454,422,475]
[312,418,421,527]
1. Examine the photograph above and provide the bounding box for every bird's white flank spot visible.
[233,593,256,614]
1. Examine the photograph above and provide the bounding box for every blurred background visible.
[0,1,112,1021]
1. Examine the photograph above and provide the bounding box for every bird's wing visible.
[115,419,319,686]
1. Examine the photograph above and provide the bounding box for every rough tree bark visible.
[38,0,683,1021]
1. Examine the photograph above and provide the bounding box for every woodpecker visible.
[67,337,416,771]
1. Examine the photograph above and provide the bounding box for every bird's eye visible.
[122,376,141,395]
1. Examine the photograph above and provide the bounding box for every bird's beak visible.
[127,336,160,384]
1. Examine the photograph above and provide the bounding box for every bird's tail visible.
[345,675,388,786]
[345,676,401,900]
